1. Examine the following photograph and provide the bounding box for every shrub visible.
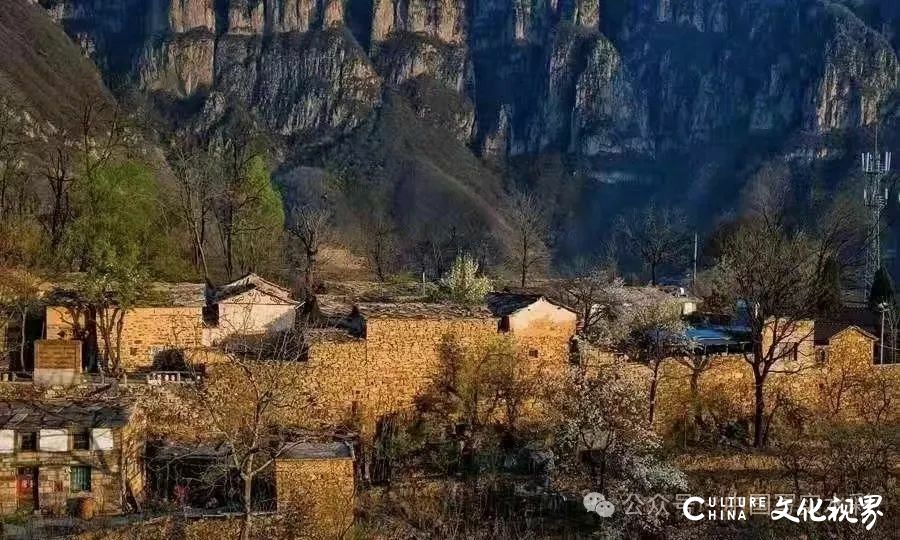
[439,254,491,307]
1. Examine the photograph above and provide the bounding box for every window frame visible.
[17,431,37,452]
[72,429,91,451]
[70,465,92,493]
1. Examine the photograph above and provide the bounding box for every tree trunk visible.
[192,226,210,283]
[113,311,125,375]
[689,366,705,429]
[648,362,660,425]
[50,179,65,249]
[17,308,26,373]
[225,230,234,280]
[240,472,253,540]
[752,374,766,448]
[303,247,317,297]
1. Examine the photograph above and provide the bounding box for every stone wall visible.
[274,457,354,538]
[762,318,816,367]
[299,338,368,425]
[198,311,576,433]
[362,318,499,417]
[610,328,900,436]
[33,340,82,386]
[302,315,572,430]
[46,306,205,371]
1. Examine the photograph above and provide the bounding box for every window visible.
[779,342,799,363]
[18,432,37,451]
[528,349,539,358]
[73,429,91,451]
[70,466,91,492]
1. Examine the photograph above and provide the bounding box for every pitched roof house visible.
[204,273,299,340]
[44,273,299,372]
[0,399,144,516]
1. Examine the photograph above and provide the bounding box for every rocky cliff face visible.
[38,0,900,221]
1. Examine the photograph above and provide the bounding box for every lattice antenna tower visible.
[861,123,893,291]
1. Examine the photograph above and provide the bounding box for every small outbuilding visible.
[274,441,354,537]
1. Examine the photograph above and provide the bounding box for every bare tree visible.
[557,257,619,339]
[0,98,29,223]
[671,350,719,434]
[288,200,333,297]
[615,298,686,425]
[620,202,689,285]
[410,222,458,280]
[0,99,40,266]
[38,98,130,252]
[0,269,43,373]
[504,190,550,288]
[710,212,829,447]
[170,144,219,283]
[183,330,325,540]
[212,113,276,279]
[357,209,396,282]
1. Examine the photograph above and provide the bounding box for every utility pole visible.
[692,232,698,292]
[880,302,886,365]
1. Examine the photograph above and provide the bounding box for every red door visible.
[16,467,38,511]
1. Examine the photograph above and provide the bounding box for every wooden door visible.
[16,467,38,511]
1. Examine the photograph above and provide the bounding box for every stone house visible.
[762,318,816,368]
[297,293,578,429]
[203,273,298,343]
[44,273,297,372]
[814,308,881,365]
[0,400,144,516]
[274,441,354,538]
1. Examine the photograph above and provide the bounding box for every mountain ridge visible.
[29,0,900,268]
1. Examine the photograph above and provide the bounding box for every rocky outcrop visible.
[572,35,651,156]
[39,0,900,170]
[611,0,899,155]
[205,29,381,137]
[371,0,466,45]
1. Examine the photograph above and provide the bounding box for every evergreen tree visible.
[869,266,895,310]
[816,256,843,315]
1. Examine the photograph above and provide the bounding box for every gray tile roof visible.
[214,273,297,304]
[355,302,493,319]
[279,441,354,460]
[312,295,494,320]
[815,308,880,345]
[0,400,134,429]
[485,292,544,317]
[46,281,207,308]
